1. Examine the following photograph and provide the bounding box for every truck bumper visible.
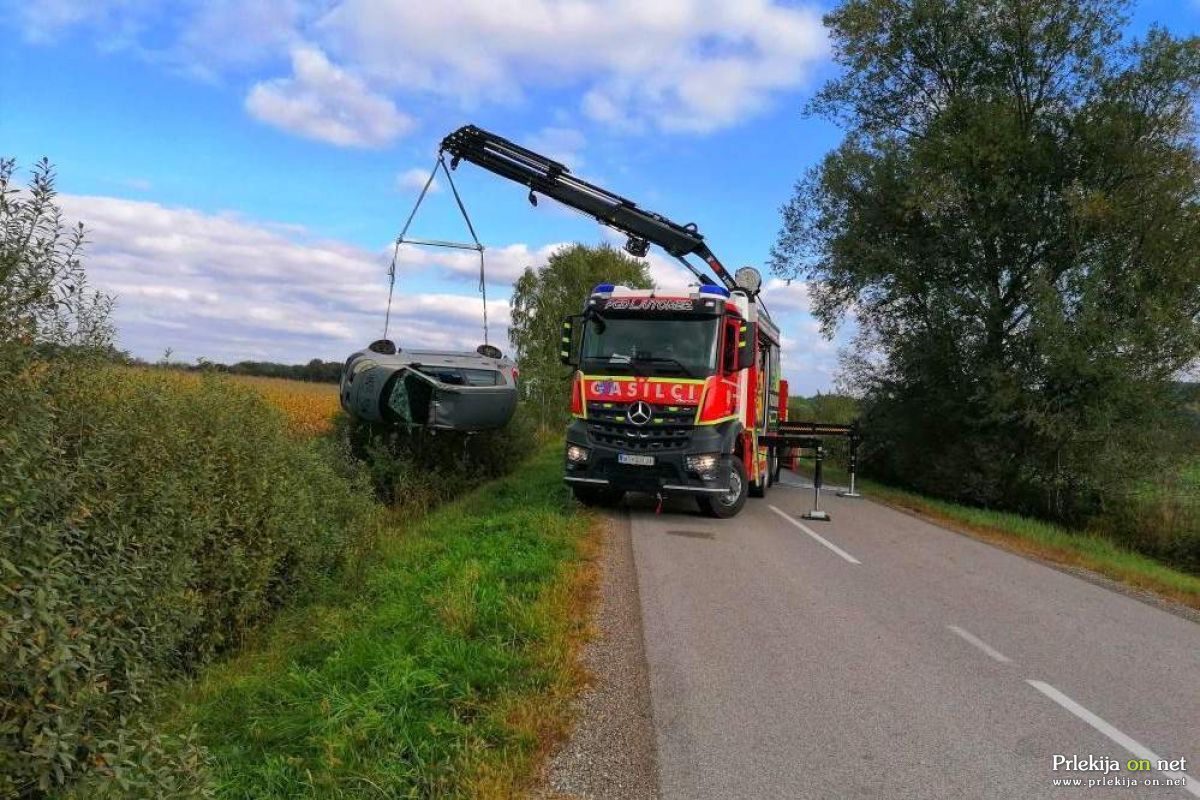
[562,419,736,495]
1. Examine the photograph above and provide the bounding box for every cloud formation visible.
[59,193,512,363]
[17,0,827,138]
[317,0,827,133]
[245,44,414,147]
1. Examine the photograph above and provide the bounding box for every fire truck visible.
[440,125,858,518]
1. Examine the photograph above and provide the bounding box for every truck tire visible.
[697,456,748,518]
[572,485,625,507]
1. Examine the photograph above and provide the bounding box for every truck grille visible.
[585,401,695,451]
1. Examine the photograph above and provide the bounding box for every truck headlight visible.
[686,453,720,479]
[566,444,590,464]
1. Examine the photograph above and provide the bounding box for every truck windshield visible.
[580,316,719,377]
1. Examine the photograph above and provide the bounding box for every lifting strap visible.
[385,154,489,345]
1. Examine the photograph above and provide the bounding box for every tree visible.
[0,158,113,361]
[509,244,653,426]
[770,0,1200,521]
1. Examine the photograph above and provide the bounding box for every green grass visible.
[791,460,1200,608]
[167,444,598,799]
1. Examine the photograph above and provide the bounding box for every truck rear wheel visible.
[697,456,748,518]
[572,485,625,507]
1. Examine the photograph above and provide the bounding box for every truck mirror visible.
[560,315,581,366]
[736,322,754,371]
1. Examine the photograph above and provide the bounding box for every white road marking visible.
[947,625,1011,663]
[1027,680,1199,798]
[768,505,861,565]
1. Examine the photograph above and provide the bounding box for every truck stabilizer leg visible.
[838,434,862,498]
[802,447,832,521]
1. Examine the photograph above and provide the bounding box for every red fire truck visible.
[440,126,858,518]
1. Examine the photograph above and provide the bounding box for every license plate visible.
[618,453,655,466]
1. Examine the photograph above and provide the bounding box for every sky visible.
[1,0,1195,394]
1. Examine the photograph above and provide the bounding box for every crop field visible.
[227,374,341,437]
[131,369,342,437]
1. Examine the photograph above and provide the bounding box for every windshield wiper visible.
[632,355,696,378]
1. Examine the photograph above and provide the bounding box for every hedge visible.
[0,362,378,798]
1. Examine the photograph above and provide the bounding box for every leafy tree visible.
[509,244,652,426]
[0,158,113,361]
[771,0,1200,521]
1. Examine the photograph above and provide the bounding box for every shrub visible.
[1097,465,1200,574]
[0,363,377,797]
[340,406,538,515]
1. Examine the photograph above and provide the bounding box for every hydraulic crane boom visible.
[439,124,737,291]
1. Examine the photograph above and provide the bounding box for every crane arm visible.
[439,124,736,290]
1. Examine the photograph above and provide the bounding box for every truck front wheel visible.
[697,456,748,518]
[572,485,625,507]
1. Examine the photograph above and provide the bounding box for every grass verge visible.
[168,444,601,798]
[790,460,1200,610]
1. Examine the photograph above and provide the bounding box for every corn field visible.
[227,374,341,437]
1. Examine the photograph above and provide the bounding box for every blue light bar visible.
[592,283,615,294]
[698,284,730,298]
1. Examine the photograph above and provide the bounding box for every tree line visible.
[769,0,1200,569]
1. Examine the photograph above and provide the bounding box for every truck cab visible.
[562,282,782,518]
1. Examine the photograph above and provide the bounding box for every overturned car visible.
[341,340,518,431]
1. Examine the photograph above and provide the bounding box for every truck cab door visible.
[700,317,744,426]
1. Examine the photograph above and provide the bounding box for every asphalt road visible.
[627,473,1200,799]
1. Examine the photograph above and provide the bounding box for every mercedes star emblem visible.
[627,400,652,426]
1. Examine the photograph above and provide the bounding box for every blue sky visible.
[2,1,1194,394]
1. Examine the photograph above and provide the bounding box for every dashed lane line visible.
[948,625,1012,664]
[1027,680,1199,798]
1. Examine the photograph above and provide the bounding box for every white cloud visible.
[316,0,828,133]
[397,167,439,194]
[641,252,694,290]
[176,0,306,77]
[418,242,569,285]
[761,277,809,313]
[245,44,413,147]
[14,0,307,77]
[13,0,143,44]
[58,193,527,364]
[21,0,828,136]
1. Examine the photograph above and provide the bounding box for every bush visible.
[0,363,378,797]
[1096,465,1200,574]
[341,406,538,515]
